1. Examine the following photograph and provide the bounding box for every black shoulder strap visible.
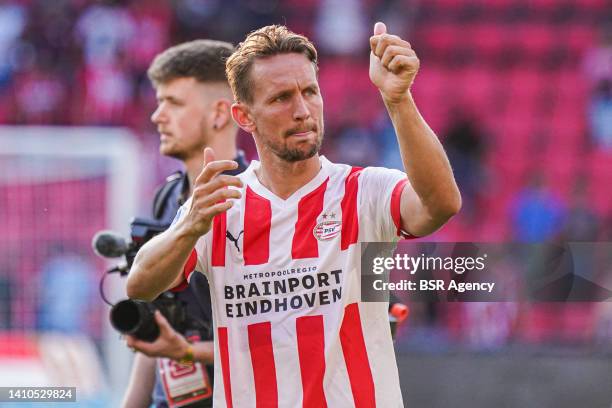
[152,171,184,220]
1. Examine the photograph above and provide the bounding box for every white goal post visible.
[0,125,142,404]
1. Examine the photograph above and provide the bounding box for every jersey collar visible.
[242,156,331,207]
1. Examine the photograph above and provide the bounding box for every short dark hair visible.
[147,39,235,87]
[226,25,318,103]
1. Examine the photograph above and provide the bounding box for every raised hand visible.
[182,147,243,237]
[369,22,420,105]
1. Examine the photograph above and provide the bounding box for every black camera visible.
[92,217,169,274]
[125,217,169,269]
[94,217,208,342]
[110,293,196,342]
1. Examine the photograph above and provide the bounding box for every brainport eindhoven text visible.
[224,268,343,318]
[372,279,495,293]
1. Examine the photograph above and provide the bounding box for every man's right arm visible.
[126,219,201,301]
[127,148,243,301]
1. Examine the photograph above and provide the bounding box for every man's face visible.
[151,77,209,160]
[245,53,324,162]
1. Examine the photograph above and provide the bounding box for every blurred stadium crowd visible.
[1,0,611,239]
[0,0,611,384]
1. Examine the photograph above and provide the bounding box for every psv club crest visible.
[313,212,341,241]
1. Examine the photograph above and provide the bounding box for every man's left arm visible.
[370,22,461,237]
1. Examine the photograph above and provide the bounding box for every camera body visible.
[110,292,196,342]
[123,217,170,270]
[104,217,209,342]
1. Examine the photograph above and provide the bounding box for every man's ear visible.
[231,102,256,133]
[211,99,233,130]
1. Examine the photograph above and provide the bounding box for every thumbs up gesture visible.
[182,147,243,237]
[369,22,420,105]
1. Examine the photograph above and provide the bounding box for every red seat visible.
[456,66,496,113]
[564,25,598,58]
[411,66,448,99]
[491,151,532,192]
[527,0,561,9]
[465,24,507,57]
[516,24,558,57]
[573,0,608,13]
[516,304,561,343]
[550,109,587,143]
[507,67,544,99]
[555,71,589,107]
[429,0,469,12]
[318,60,352,123]
[472,0,523,12]
[422,24,461,54]
[560,304,596,343]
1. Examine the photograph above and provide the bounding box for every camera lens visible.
[110,299,160,342]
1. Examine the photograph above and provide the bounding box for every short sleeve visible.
[170,202,187,226]
[358,167,412,242]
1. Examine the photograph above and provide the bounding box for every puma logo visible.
[226,230,244,252]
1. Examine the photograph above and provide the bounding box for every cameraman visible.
[121,40,247,408]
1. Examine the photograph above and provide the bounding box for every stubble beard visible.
[266,126,324,163]
[160,118,208,161]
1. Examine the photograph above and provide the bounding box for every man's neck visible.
[184,157,202,195]
[255,154,321,200]
[207,134,238,165]
[183,133,238,194]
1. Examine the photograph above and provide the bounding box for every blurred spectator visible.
[78,60,133,125]
[174,0,221,33]
[1,0,610,358]
[334,124,380,166]
[372,0,416,39]
[0,276,10,329]
[376,114,404,170]
[444,111,486,221]
[595,301,612,344]
[588,79,612,149]
[75,1,135,67]
[0,1,26,88]
[582,26,612,88]
[125,0,172,72]
[315,0,367,55]
[511,174,566,242]
[601,215,612,241]
[37,253,95,333]
[561,179,600,241]
[464,302,518,349]
[12,65,66,124]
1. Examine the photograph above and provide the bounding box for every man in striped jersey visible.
[128,22,461,407]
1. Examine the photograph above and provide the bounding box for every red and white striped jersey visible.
[179,156,409,408]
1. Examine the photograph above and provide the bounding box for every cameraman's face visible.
[151,77,211,160]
